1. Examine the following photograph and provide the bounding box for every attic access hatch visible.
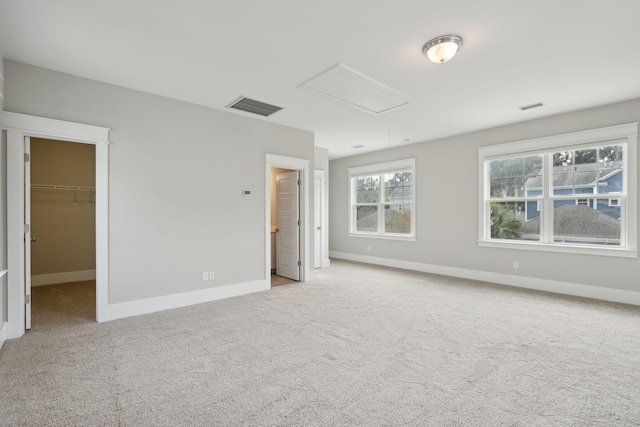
[299,64,411,115]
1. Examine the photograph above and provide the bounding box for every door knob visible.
[31,236,37,242]
[316,226,322,230]
[275,228,280,232]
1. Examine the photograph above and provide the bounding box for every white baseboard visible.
[32,270,96,287]
[105,279,269,322]
[305,269,317,281]
[329,251,640,306]
[0,322,6,351]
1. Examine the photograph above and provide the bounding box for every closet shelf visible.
[31,184,95,192]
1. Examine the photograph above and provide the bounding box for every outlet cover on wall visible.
[202,272,209,281]
[209,272,215,280]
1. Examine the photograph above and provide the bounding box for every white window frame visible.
[609,198,621,207]
[478,123,638,258]
[348,158,416,241]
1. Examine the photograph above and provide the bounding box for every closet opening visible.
[27,138,96,329]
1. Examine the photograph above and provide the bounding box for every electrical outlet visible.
[209,271,215,280]
[513,261,519,269]
[202,272,209,281]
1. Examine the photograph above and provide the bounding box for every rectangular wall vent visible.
[227,96,283,117]
[519,102,544,111]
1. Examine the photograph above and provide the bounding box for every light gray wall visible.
[330,98,640,293]
[4,60,314,305]
[314,147,329,172]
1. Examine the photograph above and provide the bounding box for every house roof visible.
[522,204,620,239]
[1,2,640,159]
[525,161,623,190]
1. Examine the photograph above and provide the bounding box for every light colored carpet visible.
[1,260,639,426]
[30,280,96,329]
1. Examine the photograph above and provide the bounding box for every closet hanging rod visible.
[31,184,95,192]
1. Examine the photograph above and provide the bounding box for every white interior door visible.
[314,176,322,268]
[276,171,300,280]
[24,137,32,330]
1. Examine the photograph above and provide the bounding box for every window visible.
[478,123,638,257]
[349,159,415,240]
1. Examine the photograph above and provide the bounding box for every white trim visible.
[265,154,313,285]
[0,323,6,351]
[314,170,330,269]
[32,270,97,287]
[0,271,6,350]
[348,158,415,176]
[3,112,110,339]
[105,280,268,321]
[330,251,640,306]
[348,232,416,241]
[348,158,416,239]
[478,240,637,258]
[478,123,638,257]
[478,123,638,157]
[3,112,110,145]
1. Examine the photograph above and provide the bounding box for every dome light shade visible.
[422,35,463,64]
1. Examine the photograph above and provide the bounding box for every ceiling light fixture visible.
[422,34,463,64]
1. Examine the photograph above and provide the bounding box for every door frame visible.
[265,154,313,286]
[275,170,301,280]
[3,112,110,339]
[314,170,330,268]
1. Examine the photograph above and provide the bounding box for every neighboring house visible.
[522,204,621,245]
[524,161,623,221]
[356,183,412,232]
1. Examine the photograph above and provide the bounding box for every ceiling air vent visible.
[227,96,283,117]
[519,102,544,111]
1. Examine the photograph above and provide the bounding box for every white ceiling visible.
[1,1,640,159]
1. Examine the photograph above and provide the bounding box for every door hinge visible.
[24,153,30,162]
[297,260,301,266]
[297,220,300,226]
[297,179,301,186]
[25,224,30,233]
[25,295,31,304]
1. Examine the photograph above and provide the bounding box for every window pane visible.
[355,176,380,203]
[597,146,624,194]
[552,200,621,246]
[356,206,378,232]
[490,202,538,241]
[575,148,597,165]
[384,171,412,203]
[599,145,623,162]
[384,204,411,234]
[553,145,625,196]
[490,155,541,198]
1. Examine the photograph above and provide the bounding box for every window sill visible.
[349,233,416,242]
[478,240,638,258]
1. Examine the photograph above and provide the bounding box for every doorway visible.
[270,167,300,282]
[27,138,97,329]
[265,153,312,287]
[4,112,110,340]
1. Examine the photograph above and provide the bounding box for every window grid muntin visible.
[484,143,627,248]
[349,162,414,238]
